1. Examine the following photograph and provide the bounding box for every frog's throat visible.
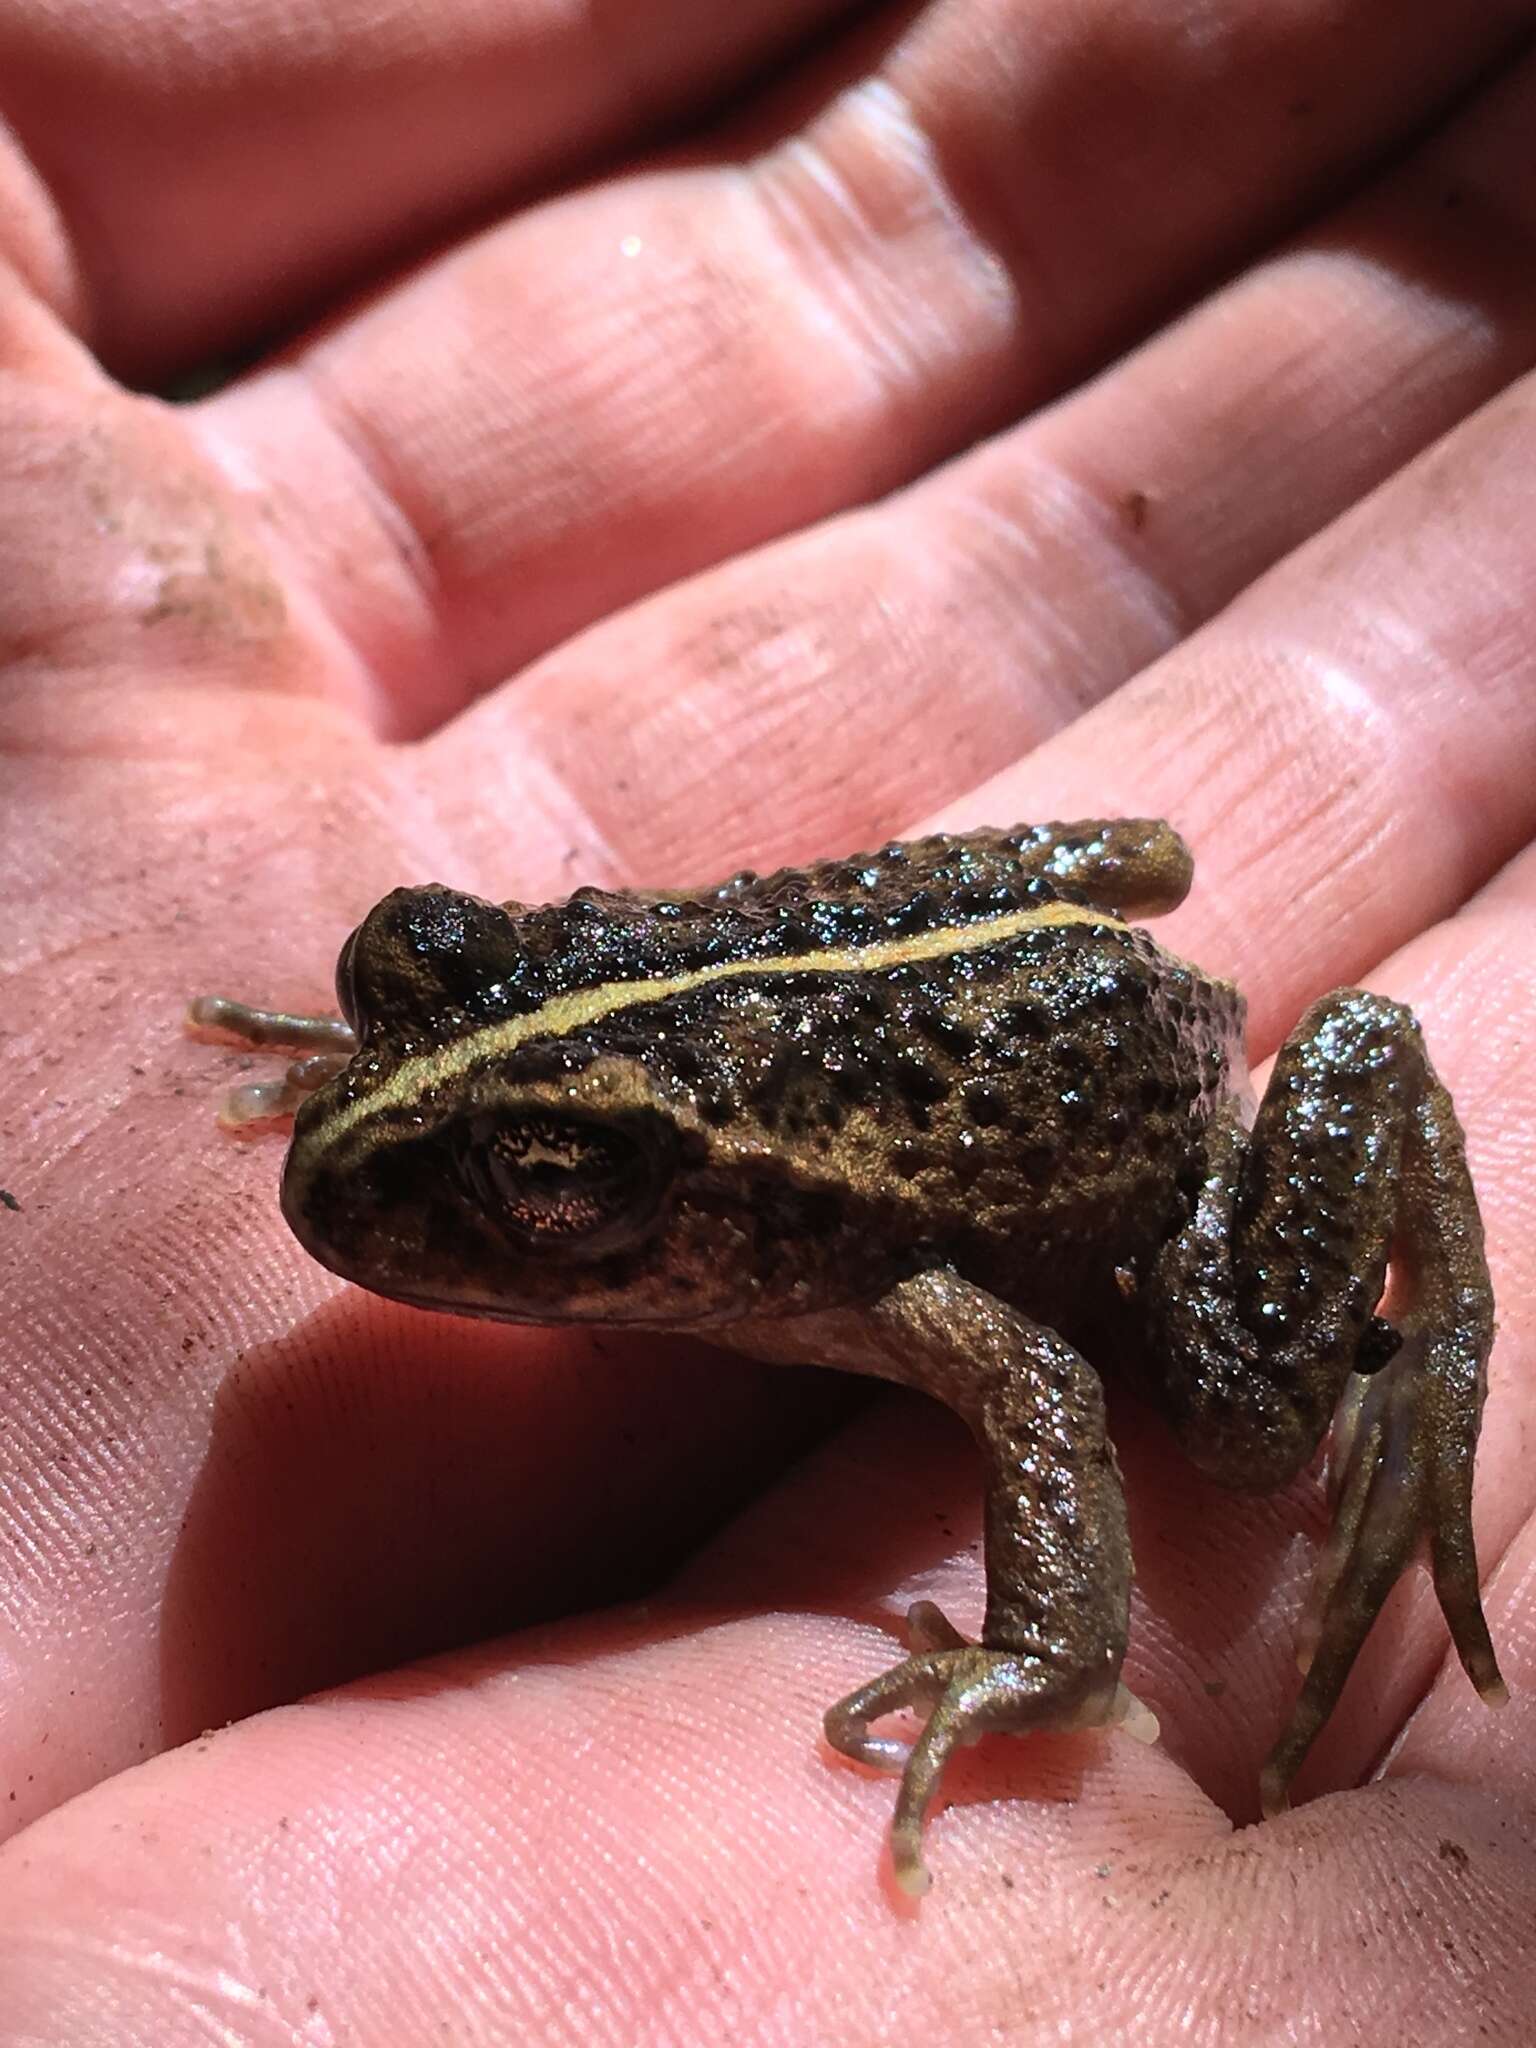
[311,899,1143,1147]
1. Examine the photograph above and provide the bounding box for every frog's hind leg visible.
[1146,990,1503,1814]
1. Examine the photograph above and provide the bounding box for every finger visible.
[0,1605,1215,2037]
[428,44,1536,848]
[0,0,851,378]
[930,375,1536,1050]
[198,1,1525,730]
[2,1595,1532,2042]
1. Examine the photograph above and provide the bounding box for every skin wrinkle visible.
[1,0,858,377]
[942,467,1202,669]
[409,103,1536,864]
[165,6,1531,745]
[757,73,1022,405]
[295,353,452,614]
[191,380,434,718]
[1189,646,1424,954]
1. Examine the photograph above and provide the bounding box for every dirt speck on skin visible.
[1119,488,1152,531]
[142,545,288,637]
[1438,1838,1470,1870]
[0,1188,19,1210]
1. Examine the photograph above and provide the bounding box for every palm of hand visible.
[2,1,1534,2039]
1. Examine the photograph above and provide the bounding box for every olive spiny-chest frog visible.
[191,818,1503,1893]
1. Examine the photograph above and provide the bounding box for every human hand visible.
[2,0,1534,2038]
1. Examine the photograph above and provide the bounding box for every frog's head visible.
[280,885,880,1325]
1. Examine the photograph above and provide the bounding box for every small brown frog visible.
[192,818,1503,1892]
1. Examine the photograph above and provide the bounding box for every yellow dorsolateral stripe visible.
[314,899,1130,1145]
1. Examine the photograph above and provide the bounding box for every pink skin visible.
[2,0,1536,2037]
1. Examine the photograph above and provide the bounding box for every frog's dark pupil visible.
[458,1114,639,1241]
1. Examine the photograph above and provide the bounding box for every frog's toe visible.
[826,1645,1040,1894]
[1112,1682,1162,1744]
[187,996,356,1056]
[826,1623,1153,1893]
[824,1653,952,1774]
[216,1052,353,1133]
[905,1598,968,1653]
[190,997,357,1133]
[822,1600,1008,1769]
[1267,1334,1505,1814]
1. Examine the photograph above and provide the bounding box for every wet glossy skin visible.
[195,818,1504,1893]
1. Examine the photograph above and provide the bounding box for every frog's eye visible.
[453,1112,660,1247]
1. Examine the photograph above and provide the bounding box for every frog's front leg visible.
[186,996,356,1129]
[726,1269,1155,1894]
[1145,989,1505,1813]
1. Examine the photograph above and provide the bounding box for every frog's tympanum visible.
[192,820,1503,1892]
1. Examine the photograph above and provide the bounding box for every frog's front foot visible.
[186,996,356,1132]
[826,1600,1159,1895]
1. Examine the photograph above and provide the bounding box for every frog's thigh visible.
[743,1271,1147,1891]
[1148,993,1424,1486]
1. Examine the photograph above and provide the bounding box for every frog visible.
[190,817,1504,1894]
